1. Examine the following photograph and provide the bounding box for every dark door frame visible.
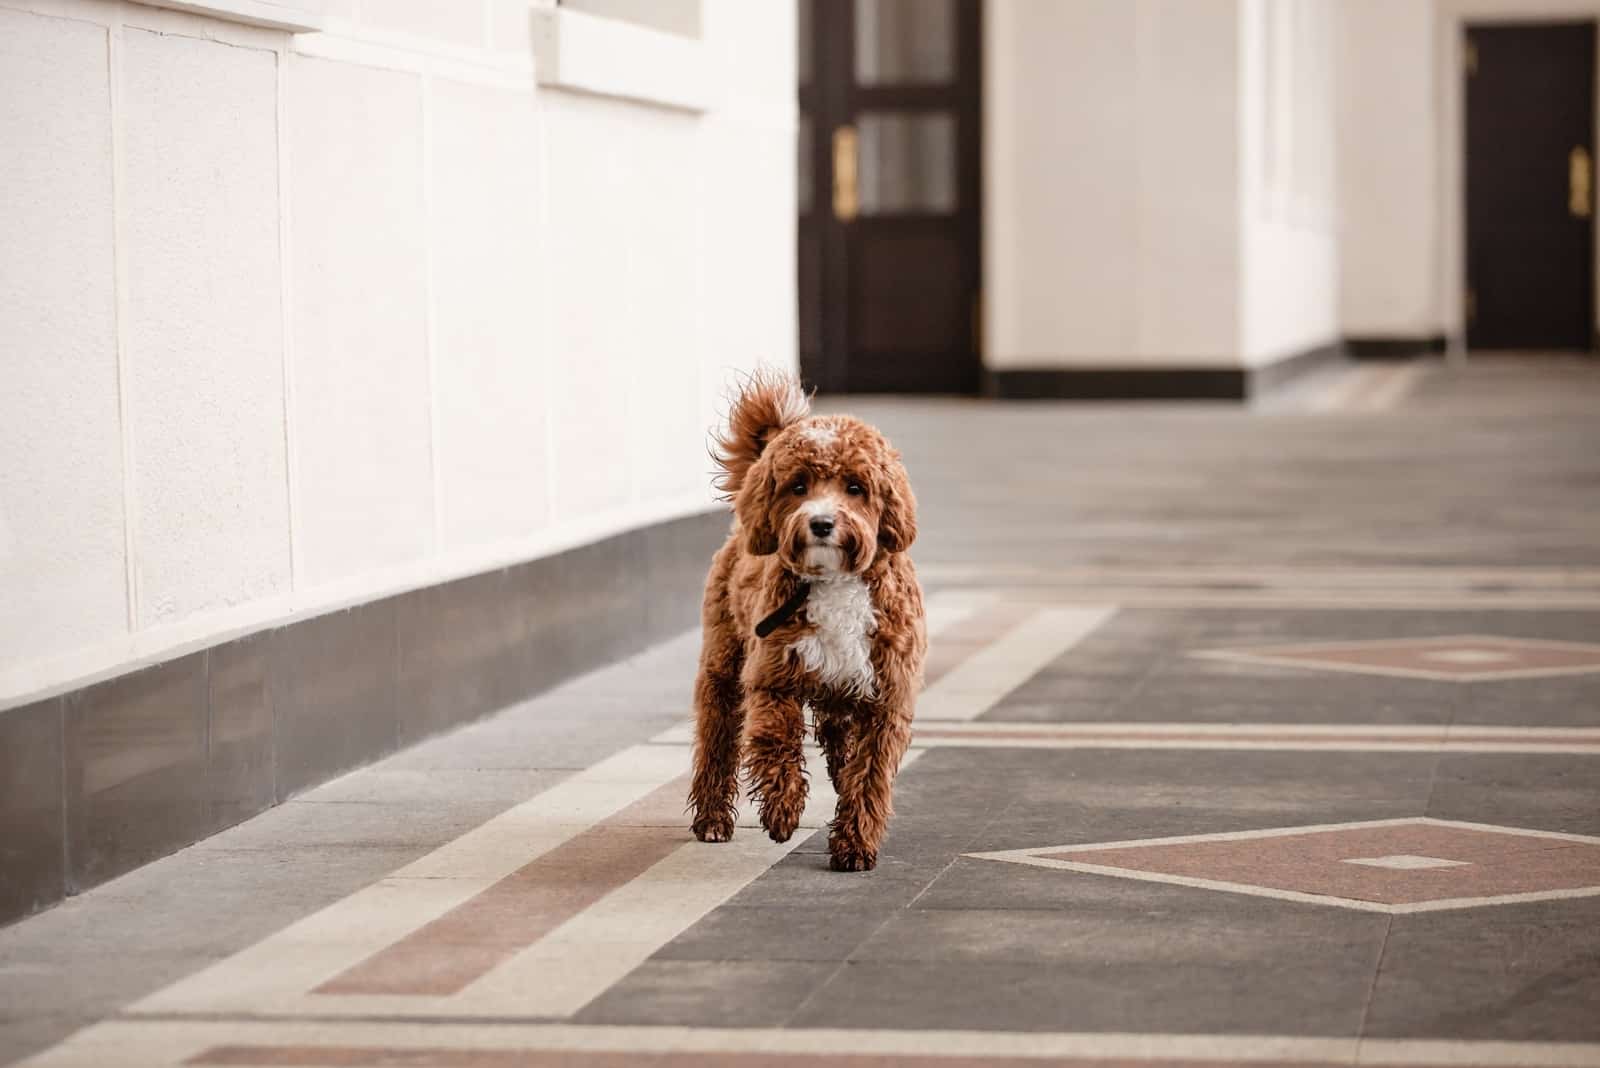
[798,0,984,394]
[1463,19,1597,352]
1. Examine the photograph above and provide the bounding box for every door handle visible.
[833,125,859,222]
[1571,146,1592,218]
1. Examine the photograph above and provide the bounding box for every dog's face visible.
[736,416,916,577]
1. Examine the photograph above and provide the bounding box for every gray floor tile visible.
[1424,754,1600,836]
[854,901,1387,968]
[576,959,840,1027]
[652,906,897,963]
[0,1014,100,1068]
[787,957,1374,1035]
[294,767,574,806]
[53,841,425,922]
[716,833,958,913]
[184,798,508,852]
[0,841,422,1066]
[1362,900,1600,1041]
[1456,677,1600,728]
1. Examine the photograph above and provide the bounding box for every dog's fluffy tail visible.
[712,370,810,499]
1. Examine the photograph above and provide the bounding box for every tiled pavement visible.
[4,357,1600,1066]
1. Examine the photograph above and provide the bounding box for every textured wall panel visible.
[0,11,127,667]
[122,30,290,626]
[288,56,433,586]
[430,79,550,547]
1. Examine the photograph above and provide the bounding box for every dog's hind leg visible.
[689,616,745,844]
[812,701,857,793]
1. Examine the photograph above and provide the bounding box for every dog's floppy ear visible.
[877,455,917,554]
[736,451,780,556]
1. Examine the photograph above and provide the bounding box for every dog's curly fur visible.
[689,372,925,872]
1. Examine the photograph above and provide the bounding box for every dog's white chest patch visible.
[790,576,877,698]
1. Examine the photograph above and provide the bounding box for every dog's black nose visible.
[809,516,835,538]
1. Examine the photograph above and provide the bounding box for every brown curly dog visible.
[688,372,925,872]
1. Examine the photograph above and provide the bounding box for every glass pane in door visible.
[857,112,956,214]
[854,0,955,85]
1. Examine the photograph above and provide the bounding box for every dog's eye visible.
[791,479,807,496]
[846,481,865,497]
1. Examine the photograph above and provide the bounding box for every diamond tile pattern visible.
[970,819,1600,913]
[1193,635,1600,681]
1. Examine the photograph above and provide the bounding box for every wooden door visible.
[798,0,982,393]
[1466,22,1596,351]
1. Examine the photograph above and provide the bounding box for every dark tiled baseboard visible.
[982,343,1345,401]
[0,698,64,924]
[983,365,1252,401]
[1345,335,1449,359]
[0,510,725,928]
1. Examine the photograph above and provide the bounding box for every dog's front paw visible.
[692,813,735,843]
[828,830,877,871]
[828,845,877,872]
[758,794,804,843]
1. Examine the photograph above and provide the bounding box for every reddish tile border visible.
[313,777,690,998]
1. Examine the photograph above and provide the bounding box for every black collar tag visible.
[755,582,810,639]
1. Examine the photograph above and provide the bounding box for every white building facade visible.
[2,0,798,707]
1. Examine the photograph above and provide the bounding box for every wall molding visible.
[289,25,536,87]
[131,0,326,32]
[530,4,709,112]
[6,0,290,47]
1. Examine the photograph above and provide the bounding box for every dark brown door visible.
[798,0,982,393]
[1466,22,1596,351]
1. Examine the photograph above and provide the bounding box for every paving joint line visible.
[1353,913,1397,1050]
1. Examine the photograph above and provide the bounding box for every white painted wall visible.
[984,0,1139,363]
[0,10,127,667]
[1333,0,1438,338]
[986,0,1600,363]
[984,0,1337,370]
[287,56,434,585]
[122,27,293,627]
[0,0,796,705]
[1239,0,1340,364]
[1137,0,1248,362]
